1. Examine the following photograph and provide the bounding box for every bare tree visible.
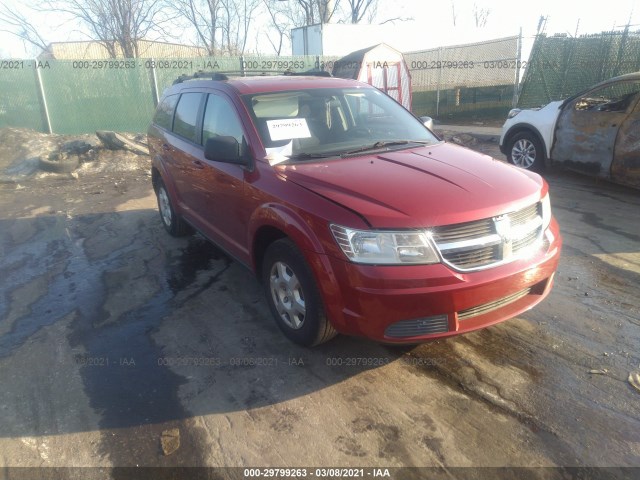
[345,0,377,24]
[0,2,49,52]
[450,0,457,27]
[173,0,259,55]
[235,0,261,54]
[220,0,260,55]
[292,0,338,24]
[42,0,167,58]
[317,0,337,22]
[171,0,223,56]
[263,0,343,53]
[262,0,306,54]
[472,3,491,28]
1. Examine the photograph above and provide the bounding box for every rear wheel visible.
[262,239,337,346]
[507,131,546,171]
[156,180,192,237]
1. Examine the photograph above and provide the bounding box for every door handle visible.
[192,160,205,169]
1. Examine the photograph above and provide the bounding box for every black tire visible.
[507,131,546,171]
[262,239,337,346]
[156,179,192,237]
[38,155,80,173]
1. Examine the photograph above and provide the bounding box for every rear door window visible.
[173,93,204,143]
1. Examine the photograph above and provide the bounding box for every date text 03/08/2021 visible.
[243,468,391,478]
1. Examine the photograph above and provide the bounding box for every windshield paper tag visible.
[266,118,311,142]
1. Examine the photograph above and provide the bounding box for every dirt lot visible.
[0,127,638,478]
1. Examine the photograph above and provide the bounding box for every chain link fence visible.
[1,36,524,134]
[518,30,640,108]
[0,56,321,135]
[406,36,521,121]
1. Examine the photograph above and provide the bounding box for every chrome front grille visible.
[432,218,494,242]
[385,315,449,338]
[512,229,539,253]
[433,202,543,271]
[458,287,531,320]
[510,203,539,227]
[444,245,499,269]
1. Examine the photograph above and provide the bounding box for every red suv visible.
[148,72,562,346]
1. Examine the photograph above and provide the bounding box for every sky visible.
[0,0,638,58]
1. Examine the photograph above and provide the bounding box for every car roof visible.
[166,74,369,96]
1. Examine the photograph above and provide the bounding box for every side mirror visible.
[204,136,247,165]
[420,116,434,131]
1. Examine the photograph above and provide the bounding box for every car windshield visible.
[242,87,439,162]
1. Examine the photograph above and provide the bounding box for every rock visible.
[96,130,149,156]
[448,133,476,146]
[588,369,608,375]
[61,139,96,156]
[160,428,180,456]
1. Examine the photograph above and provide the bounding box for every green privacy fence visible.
[0,62,47,132]
[1,37,528,134]
[406,35,521,121]
[1,36,527,134]
[0,56,322,135]
[518,30,640,108]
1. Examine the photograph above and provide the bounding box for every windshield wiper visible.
[341,140,430,157]
[287,152,336,161]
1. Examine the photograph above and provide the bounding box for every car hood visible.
[276,142,545,228]
[524,100,564,112]
[535,100,564,113]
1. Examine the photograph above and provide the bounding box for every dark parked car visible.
[148,71,561,346]
[500,72,640,188]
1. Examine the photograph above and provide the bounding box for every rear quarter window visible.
[153,94,178,130]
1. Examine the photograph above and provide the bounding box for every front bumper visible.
[309,219,562,343]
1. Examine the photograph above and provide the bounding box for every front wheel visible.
[507,132,546,171]
[262,239,337,346]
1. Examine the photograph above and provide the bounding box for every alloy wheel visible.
[269,261,306,330]
[512,138,537,169]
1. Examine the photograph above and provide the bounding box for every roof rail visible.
[173,68,332,84]
[283,69,332,77]
[173,71,229,84]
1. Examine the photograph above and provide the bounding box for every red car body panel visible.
[148,75,562,343]
[311,220,561,342]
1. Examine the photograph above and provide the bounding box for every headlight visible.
[541,193,551,230]
[330,225,440,265]
[507,108,521,119]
